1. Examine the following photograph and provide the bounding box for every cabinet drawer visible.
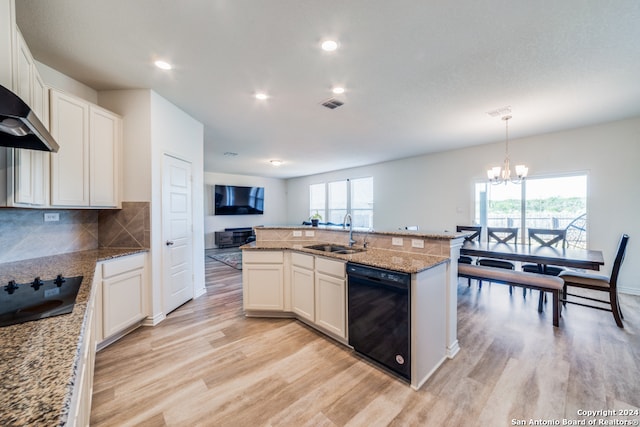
[102,253,145,278]
[243,250,283,264]
[316,257,345,278]
[292,252,314,269]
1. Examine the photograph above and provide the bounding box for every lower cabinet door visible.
[314,273,346,339]
[291,266,315,322]
[102,268,144,338]
[243,264,284,310]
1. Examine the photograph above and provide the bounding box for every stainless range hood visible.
[0,84,59,152]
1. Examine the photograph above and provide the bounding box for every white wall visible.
[286,116,640,295]
[150,90,206,300]
[204,172,287,248]
[98,89,206,321]
[98,90,152,201]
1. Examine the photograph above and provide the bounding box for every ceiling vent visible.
[321,98,344,109]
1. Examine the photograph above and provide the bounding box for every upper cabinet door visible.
[0,0,17,89]
[89,105,120,207]
[12,28,49,206]
[50,90,90,206]
[15,30,32,103]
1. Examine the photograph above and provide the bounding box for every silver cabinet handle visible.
[166,241,174,246]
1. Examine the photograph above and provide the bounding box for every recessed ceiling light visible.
[154,60,172,70]
[321,40,339,52]
[270,160,283,166]
[255,92,269,100]
[332,87,345,94]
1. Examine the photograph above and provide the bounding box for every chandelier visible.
[487,115,528,185]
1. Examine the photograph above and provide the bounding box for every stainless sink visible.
[304,244,366,255]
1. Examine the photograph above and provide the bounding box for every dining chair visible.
[486,227,519,244]
[456,226,482,286]
[559,234,629,328]
[456,225,481,264]
[521,228,567,276]
[521,228,567,311]
[477,227,518,291]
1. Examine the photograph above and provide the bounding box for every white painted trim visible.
[143,312,166,326]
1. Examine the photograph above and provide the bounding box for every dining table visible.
[460,241,605,271]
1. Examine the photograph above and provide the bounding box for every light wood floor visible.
[91,257,640,426]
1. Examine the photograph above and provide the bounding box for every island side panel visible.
[411,261,448,390]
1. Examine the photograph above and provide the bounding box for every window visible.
[474,174,588,248]
[350,177,374,229]
[309,183,325,220]
[309,177,373,228]
[327,180,348,224]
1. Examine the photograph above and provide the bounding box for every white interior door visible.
[162,154,194,314]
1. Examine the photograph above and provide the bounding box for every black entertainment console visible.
[214,227,254,248]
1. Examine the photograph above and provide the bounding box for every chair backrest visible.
[528,228,566,248]
[456,226,481,242]
[487,227,518,244]
[609,234,630,287]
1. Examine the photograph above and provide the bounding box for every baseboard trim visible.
[143,312,166,326]
[620,286,640,296]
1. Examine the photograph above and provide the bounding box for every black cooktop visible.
[0,275,83,328]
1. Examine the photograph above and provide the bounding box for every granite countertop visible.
[0,248,148,426]
[254,225,467,241]
[242,241,449,274]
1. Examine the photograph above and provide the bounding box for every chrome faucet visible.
[343,213,356,247]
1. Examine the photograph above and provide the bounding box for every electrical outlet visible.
[44,213,60,222]
[411,239,424,248]
[305,230,315,237]
[293,230,302,237]
[392,237,403,246]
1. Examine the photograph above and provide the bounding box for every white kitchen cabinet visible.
[0,0,16,90]
[50,88,121,208]
[243,250,284,311]
[314,257,347,339]
[49,90,89,206]
[67,274,97,427]
[291,252,315,322]
[89,105,120,206]
[245,250,346,339]
[1,28,50,207]
[97,252,146,347]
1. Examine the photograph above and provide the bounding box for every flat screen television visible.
[214,185,264,215]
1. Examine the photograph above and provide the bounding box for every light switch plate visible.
[392,237,403,246]
[411,239,424,248]
[305,230,315,237]
[293,230,303,237]
[44,213,60,222]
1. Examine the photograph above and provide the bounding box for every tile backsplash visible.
[98,202,150,249]
[0,202,150,264]
[0,208,99,263]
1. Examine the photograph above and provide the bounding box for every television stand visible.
[214,227,254,248]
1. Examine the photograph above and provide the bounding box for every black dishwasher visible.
[347,262,410,380]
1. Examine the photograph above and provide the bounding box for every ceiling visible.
[15,0,640,179]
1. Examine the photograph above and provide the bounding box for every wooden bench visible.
[458,263,563,327]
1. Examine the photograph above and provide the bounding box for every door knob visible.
[166,241,174,246]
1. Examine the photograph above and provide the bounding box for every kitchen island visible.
[0,248,147,426]
[242,225,467,389]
